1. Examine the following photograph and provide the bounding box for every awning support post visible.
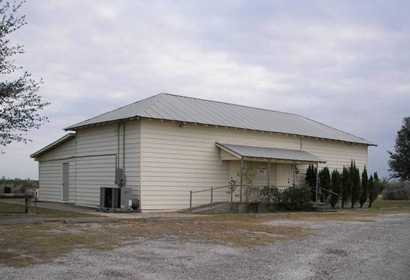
[267,160,271,188]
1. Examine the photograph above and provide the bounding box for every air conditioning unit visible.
[100,187,121,209]
[99,187,137,212]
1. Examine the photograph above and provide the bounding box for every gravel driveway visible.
[1,213,409,280]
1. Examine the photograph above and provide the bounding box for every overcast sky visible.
[1,0,409,179]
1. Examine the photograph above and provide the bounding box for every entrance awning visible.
[216,143,325,164]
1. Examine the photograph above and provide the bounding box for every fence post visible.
[189,191,192,209]
[210,187,213,207]
[24,194,29,214]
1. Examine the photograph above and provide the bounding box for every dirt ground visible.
[0,200,409,279]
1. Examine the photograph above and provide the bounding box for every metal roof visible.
[31,133,76,158]
[65,93,372,145]
[216,143,324,163]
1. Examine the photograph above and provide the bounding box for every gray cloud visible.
[1,0,409,179]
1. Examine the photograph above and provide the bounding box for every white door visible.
[253,162,269,187]
[276,164,292,187]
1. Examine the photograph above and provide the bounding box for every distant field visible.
[0,201,94,218]
[371,199,410,211]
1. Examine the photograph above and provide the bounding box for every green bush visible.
[319,167,331,202]
[382,181,410,200]
[341,167,351,208]
[305,165,317,201]
[258,186,312,211]
[368,172,382,208]
[330,169,342,208]
[359,167,369,208]
[350,161,361,208]
[279,187,313,210]
[259,186,280,203]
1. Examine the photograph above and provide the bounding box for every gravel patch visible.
[1,213,409,280]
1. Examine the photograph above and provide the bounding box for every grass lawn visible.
[0,200,96,218]
[370,199,410,212]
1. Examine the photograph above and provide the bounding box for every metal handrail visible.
[188,184,297,209]
[189,184,242,209]
[188,184,341,209]
[191,185,236,194]
[320,187,339,197]
[190,184,290,194]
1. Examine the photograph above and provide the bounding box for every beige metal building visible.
[31,93,374,211]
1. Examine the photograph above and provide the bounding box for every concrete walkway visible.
[0,200,198,224]
[34,201,200,219]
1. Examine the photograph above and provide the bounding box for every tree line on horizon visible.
[0,177,38,193]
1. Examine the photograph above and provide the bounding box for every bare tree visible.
[0,0,48,147]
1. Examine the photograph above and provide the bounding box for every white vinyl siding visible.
[302,138,368,171]
[38,138,76,161]
[74,121,141,207]
[140,119,301,211]
[295,138,369,185]
[37,138,77,202]
[37,118,368,211]
[37,120,141,207]
[38,160,76,202]
[75,155,116,206]
[123,121,141,200]
[38,161,62,202]
[140,119,368,211]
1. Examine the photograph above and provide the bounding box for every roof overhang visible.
[62,94,375,146]
[216,142,326,164]
[31,133,76,159]
[66,117,376,147]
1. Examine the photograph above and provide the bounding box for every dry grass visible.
[0,223,117,267]
[0,215,309,267]
[128,215,310,246]
[1,199,408,267]
[370,199,410,212]
[0,201,94,218]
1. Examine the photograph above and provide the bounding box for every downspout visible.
[117,121,126,188]
[116,122,121,186]
[117,122,120,171]
[123,121,126,173]
[240,157,244,203]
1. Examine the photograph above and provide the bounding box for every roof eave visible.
[65,115,374,146]
[31,133,76,159]
[216,143,326,164]
[241,155,326,164]
[64,116,141,131]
